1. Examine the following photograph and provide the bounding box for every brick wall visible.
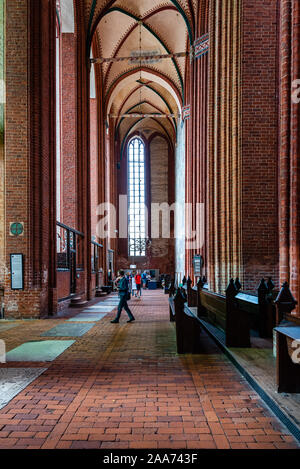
[241,0,279,292]
[61,32,77,229]
[3,0,42,318]
[206,0,279,294]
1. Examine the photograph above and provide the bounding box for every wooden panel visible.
[200,290,226,330]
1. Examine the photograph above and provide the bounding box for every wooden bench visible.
[195,278,251,347]
[169,273,278,351]
[195,277,277,347]
[173,289,202,354]
[274,282,300,393]
[168,285,202,353]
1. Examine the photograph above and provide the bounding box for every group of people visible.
[125,270,151,298]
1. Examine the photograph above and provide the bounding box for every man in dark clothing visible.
[111,270,135,323]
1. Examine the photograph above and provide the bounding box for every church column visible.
[184,1,210,282]
[61,25,77,229]
[75,0,91,300]
[184,59,193,277]
[279,1,291,286]
[0,0,5,298]
[279,0,300,314]
[207,0,242,293]
[289,0,300,308]
[207,0,279,294]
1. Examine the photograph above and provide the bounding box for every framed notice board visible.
[193,255,203,275]
[10,254,24,290]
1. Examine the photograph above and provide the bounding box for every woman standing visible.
[135,271,142,298]
[131,273,137,297]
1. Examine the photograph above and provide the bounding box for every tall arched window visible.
[128,137,146,256]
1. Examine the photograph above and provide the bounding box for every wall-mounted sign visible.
[10,222,24,237]
[193,255,203,275]
[10,254,24,290]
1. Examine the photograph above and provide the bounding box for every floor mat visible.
[67,313,107,322]
[41,323,95,337]
[6,340,75,362]
[83,305,116,312]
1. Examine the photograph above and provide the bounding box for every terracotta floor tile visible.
[0,291,298,449]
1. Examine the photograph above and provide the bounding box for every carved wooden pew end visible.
[275,282,300,393]
[169,285,202,354]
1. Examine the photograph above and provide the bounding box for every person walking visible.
[135,271,142,298]
[111,270,135,323]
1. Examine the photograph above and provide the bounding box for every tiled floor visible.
[0,290,298,449]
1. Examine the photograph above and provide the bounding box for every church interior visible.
[0,0,300,451]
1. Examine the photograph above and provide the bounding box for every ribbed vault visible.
[84,0,193,143]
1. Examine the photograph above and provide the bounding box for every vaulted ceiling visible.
[84,0,197,144]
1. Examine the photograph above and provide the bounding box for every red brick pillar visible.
[208,0,243,293]
[93,40,108,282]
[289,0,300,306]
[75,0,92,300]
[61,32,77,229]
[184,2,209,282]
[184,59,193,277]
[279,0,300,313]
[207,0,279,294]
[279,0,291,285]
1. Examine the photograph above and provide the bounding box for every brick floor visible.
[0,290,299,449]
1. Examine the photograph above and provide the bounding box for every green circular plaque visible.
[10,222,24,236]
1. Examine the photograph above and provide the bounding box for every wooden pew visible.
[274,282,300,393]
[257,278,276,338]
[173,288,202,354]
[225,279,251,347]
[197,277,278,346]
[168,278,202,353]
[170,274,278,351]
[194,277,251,347]
[186,276,198,307]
